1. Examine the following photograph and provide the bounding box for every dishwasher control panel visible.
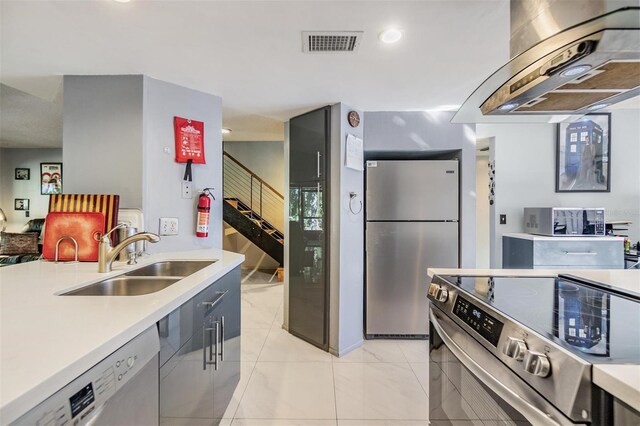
[11,326,159,426]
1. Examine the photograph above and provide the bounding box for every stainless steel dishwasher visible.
[12,326,160,426]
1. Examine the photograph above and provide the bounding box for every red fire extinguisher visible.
[196,189,214,237]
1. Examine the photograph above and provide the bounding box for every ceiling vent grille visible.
[302,31,363,53]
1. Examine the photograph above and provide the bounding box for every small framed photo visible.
[15,198,29,211]
[15,168,30,180]
[556,113,611,192]
[40,162,63,195]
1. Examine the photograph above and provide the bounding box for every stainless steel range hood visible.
[453,1,640,123]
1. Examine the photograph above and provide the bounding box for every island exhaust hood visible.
[453,1,640,123]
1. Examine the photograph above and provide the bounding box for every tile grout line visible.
[331,354,339,425]
[408,361,430,399]
[228,360,257,421]
[231,283,279,421]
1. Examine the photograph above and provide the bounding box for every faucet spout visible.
[98,230,160,273]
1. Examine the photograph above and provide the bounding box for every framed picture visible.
[15,198,29,211]
[556,113,611,192]
[15,168,30,180]
[40,162,63,195]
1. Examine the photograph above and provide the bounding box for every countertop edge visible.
[593,365,640,413]
[0,250,244,425]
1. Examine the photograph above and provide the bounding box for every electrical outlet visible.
[182,181,193,199]
[159,217,179,236]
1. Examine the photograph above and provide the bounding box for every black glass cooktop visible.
[439,275,640,364]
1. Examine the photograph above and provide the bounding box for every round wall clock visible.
[348,111,360,128]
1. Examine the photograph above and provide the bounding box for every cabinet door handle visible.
[317,152,321,178]
[203,323,217,370]
[214,320,220,371]
[202,325,209,370]
[201,290,228,310]
[219,315,225,362]
[563,251,597,255]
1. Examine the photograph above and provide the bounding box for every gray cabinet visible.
[288,107,331,350]
[503,233,624,269]
[158,267,241,424]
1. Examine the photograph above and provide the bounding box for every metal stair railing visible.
[223,151,284,232]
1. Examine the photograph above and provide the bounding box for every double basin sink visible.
[63,260,216,296]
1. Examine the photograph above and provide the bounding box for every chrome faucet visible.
[98,224,160,273]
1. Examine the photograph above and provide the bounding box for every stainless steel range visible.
[428,274,640,425]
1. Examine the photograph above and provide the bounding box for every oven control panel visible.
[452,296,503,347]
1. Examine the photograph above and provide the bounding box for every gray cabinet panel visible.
[159,267,241,423]
[503,235,624,269]
[288,107,330,350]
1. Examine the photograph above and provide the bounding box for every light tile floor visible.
[220,274,431,426]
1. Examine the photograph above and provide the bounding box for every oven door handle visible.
[430,310,581,426]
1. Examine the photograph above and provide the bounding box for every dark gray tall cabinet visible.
[288,106,331,351]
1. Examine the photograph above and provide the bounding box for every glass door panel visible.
[288,106,330,350]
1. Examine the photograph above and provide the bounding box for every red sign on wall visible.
[174,117,206,164]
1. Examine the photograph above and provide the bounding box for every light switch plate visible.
[159,217,179,235]
[500,214,507,225]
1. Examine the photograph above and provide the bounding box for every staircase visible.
[223,151,284,265]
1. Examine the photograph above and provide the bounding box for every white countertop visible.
[428,267,640,414]
[0,249,244,424]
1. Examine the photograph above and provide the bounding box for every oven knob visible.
[435,288,449,302]
[524,351,551,377]
[502,337,527,361]
[428,283,439,297]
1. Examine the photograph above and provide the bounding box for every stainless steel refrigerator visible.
[365,160,459,337]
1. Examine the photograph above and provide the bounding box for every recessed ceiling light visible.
[428,104,462,112]
[499,102,519,111]
[113,0,131,2]
[221,128,232,135]
[560,65,591,77]
[588,103,609,111]
[379,29,403,44]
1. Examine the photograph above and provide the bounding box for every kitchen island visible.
[428,267,640,416]
[0,249,244,424]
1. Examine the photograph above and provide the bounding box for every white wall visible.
[363,111,477,268]
[476,154,490,268]
[223,141,284,193]
[63,75,223,252]
[0,148,62,231]
[63,75,144,208]
[477,108,640,267]
[329,103,365,356]
[142,76,223,252]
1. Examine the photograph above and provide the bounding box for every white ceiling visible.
[0,0,512,146]
[0,84,63,148]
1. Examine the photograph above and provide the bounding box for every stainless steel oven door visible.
[429,308,584,426]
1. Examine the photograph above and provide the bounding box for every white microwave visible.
[524,207,606,236]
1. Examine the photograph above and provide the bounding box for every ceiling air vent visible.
[302,31,363,53]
